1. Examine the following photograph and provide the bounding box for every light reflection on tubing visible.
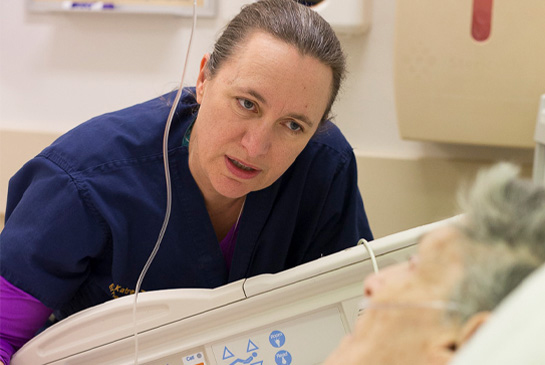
[365,300,461,313]
[358,299,462,317]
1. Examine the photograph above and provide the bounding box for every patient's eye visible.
[408,255,419,270]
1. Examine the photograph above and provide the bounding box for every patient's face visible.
[324,226,466,365]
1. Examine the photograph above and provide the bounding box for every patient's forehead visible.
[418,226,465,270]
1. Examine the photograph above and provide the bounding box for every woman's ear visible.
[196,53,211,104]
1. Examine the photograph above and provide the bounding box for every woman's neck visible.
[205,195,246,242]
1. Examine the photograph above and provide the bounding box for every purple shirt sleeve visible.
[0,276,53,365]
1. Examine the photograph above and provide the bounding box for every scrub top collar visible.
[182,114,197,147]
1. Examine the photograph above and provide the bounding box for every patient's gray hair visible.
[449,163,545,323]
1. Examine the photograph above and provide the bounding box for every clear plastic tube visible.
[365,300,462,313]
[357,238,379,274]
[132,1,198,363]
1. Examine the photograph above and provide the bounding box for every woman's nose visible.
[240,122,272,157]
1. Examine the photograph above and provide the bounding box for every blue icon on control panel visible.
[274,350,292,365]
[228,352,258,365]
[247,339,259,352]
[223,347,235,360]
[269,330,286,348]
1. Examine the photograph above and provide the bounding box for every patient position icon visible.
[228,352,258,365]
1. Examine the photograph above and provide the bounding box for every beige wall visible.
[0,130,60,231]
[1,129,531,237]
[357,157,531,237]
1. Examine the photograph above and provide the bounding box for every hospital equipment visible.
[27,0,217,16]
[11,217,459,365]
[212,0,372,35]
[27,0,370,35]
[304,0,371,34]
[394,0,545,148]
[532,95,545,185]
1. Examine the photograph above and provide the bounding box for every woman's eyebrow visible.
[241,87,314,128]
[241,88,267,106]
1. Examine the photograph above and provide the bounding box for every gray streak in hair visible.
[448,163,545,323]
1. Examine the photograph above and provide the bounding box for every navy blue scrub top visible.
[0,89,373,319]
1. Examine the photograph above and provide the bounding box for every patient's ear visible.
[458,311,491,346]
[428,312,491,364]
[428,333,459,364]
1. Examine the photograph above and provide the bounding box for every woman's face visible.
[189,31,333,201]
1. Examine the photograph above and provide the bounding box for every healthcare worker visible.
[0,0,373,362]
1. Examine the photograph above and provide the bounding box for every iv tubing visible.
[132,1,197,363]
[357,238,379,274]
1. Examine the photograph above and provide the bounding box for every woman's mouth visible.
[230,158,254,171]
[225,156,261,179]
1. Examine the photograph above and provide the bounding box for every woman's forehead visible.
[214,33,332,121]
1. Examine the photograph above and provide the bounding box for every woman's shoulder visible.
[40,90,198,174]
[305,120,355,164]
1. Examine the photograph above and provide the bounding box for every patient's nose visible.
[363,262,406,297]
[363,273,382,297]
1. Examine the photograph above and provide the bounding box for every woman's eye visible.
[238,98,256,111]
[286,120,302,132]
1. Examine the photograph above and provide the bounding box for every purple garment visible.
[219,221,240,272]
[0,276,53,365]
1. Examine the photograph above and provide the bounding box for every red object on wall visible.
[472,0,493,41]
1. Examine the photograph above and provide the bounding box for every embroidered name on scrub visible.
[109,283,144,298]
